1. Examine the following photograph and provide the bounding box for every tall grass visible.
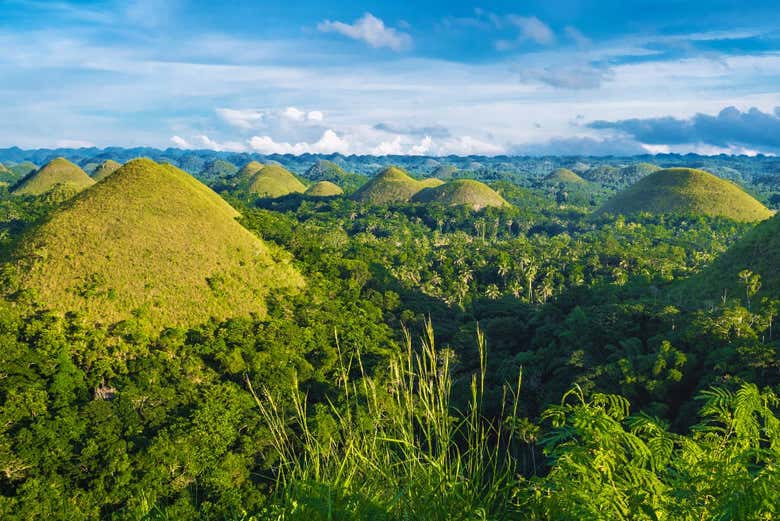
[248,322,525,520]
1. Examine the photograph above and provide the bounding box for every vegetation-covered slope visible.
[200,159,238,182]
[411,179,510,210]
[12,157,95,196]
[352,166,443,204]
[8,161,37,179]
[599,168,773,222]
[247,164,307,198]
[542,168,588,185]
[6,158,302,328]
[304,159,367,192]
[91,159,122,182]
[305,180,344,197]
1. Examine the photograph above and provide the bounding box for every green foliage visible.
[411,179,510,210]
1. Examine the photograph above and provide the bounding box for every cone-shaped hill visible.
[6,158,303,329]
[0,162,8,174]
[682,212,780,301]
[351,166,443,204]
[12,157,95,196]
[304,159,367,192]
[234,160,265,183]
[598,168,773,222]
[620,162,661,182]
[247,164,307,198]
[200,159,238,182]
[411,179,510,210]
[431,164,458,180]
[542,168,587,186]
[10,161,37,178]
[91,160,122,182]
[305,181,344,197]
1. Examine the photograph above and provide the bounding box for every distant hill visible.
[5,158,302,329]
[582,165,620,184]
[200,159,238,182]
[91,160,122,182]
[619,162,661,183]
[304,159,367,192]
[598,168,773,222]
[247,164,307,198]
[431,164,458,180]
[235,160,265,183]
[351,166,442,204]
[305,181,344,197]
[9,161,37,179]
[12,157,95,196]
[542,168,588,186]
[683,212,780,301]
[411,179,510,210]
[0,162,15,184]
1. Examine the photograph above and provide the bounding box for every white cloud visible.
[249,129,350,154]
[170,135,191,148]
[318,13,412,51]
[54,139,95,148]
[307,110,324,122]
[506,15,555,45]
[564,26,591,47]
[193,134,247,152]
[283,106,306,121]
[216,108,264,129]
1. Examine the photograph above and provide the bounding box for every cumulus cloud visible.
[248,129,350,155]
[318,13,412,51]
[492,14,555,50]
[370,134,503,156]
[216,108,264,129]
[588,106,780,154]
[170,134,247,152]
[282,106,324,122]
[170,135,191,148]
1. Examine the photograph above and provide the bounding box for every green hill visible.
[9,161,37,179]
[200,159,238,182]
[411,179,510,210]
[620,162,661,182]
[247,164,307,198]
[352,166,442,204]
[304,159,367,192]
[12,157,95,196]
[542,168,588,186]
[431,164,458,180]
[305,181,344,197]
[91,160,122,182]
[682,212,780,301]
[0,162,16,184]
[235,160,265,183]
[598,168,773,222]
[0,162,8,174]
[5,158,303,329]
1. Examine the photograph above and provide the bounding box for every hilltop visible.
[91,159,122,182]
[598,168,773,222]
[620,162,661,182]
[305,180,344,197]
[200,159,238,182]
[351,166,443,204]
[11,157,95,196]
[235,160,265,183]
[411,179,510,210]
[9,161,37,179]
[304,159,367,192]
[431,164,458,180]
[6,158,302,328]
[542,168,588,185]
[247,164,307,198]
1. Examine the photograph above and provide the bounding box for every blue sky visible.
[1,0,780,155]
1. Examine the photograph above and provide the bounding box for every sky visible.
[1,0,780,156]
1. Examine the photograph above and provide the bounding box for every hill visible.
[11,157,95,196]
[431,164,458,180]
[598,168,773,222]
[352,166,442,204]
[9,161,37,179]
[542,168,587,186]
[682,212,780,302]
[620,162,661,182]
[411,179,509,210]
[235,160,265,183]
[5,158,302,328]
[247,164,307,198]
[91,160,122,182]
[305,181,344,197]
[303,159,367,192]
[200,159,238,182]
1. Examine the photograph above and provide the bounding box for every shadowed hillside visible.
[91,159,122,182]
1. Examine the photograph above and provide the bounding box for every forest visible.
[0,150,777,520]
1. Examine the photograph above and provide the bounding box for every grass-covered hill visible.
[619,162,661,183]
[200,159,238,182]
[598,167,773,222]
[305,180,344,197]
[9,161,37,179]
[235,160,265,183]
[683,211,780,300]
[5,158,303,329]
[542,168,588,186]
[351,166,444,204]
[0,162,15,184]
[303,159,368,193]
[247,164,307,198]
[11,157,95,196]
[431,164,458,180]
[411,179,510,210]
[91,159,122,182]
